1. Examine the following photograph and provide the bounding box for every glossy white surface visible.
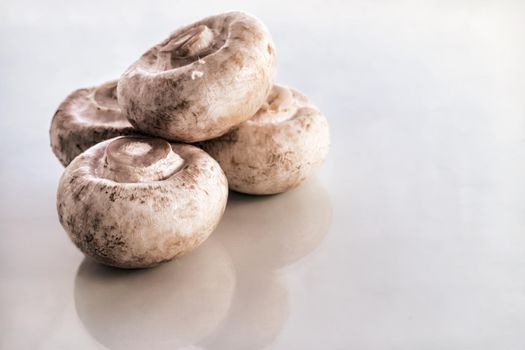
[1,1,524,349]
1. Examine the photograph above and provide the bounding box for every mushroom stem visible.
[251,85,296,124]
[160,25,214,58]
[92,80,120,111]
[101,137,185,183]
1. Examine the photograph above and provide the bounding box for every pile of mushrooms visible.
[51,11,330,268]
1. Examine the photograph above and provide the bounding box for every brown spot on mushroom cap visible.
[50,80,139,167]
[102,136,185,183]
[117,11,276,142]
[200,84,330,195]
[57,136,228,268]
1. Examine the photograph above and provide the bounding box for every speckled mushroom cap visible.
[117,11,276,142]
[57,136,228,268]
[200,84,330,195]
[50,80,138,166]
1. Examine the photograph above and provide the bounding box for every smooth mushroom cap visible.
[50,80,138,166]
[200,84,330,195]
[117,11,276,142]
[57,136,228,268]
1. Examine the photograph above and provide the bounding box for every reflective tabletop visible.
[1,1,524,349]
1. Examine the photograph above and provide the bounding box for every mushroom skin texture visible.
[50,80,138,166]
[117,11,276,142]
[200,84,330,195]
[57,136,228,268]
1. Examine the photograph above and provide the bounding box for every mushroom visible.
[50,80,138,166]
[117,11,276,142]
[57,136,228,268]
[200,84,330,195]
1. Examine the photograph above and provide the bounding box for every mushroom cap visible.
[117,11,276,142]
[50,80,138,166]
[200,84,330,195]
[57,136,228,268]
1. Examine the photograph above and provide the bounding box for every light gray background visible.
[1,1,524,349]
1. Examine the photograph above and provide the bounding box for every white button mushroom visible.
[57,136,228,268]
[117,11,276,142]
[50,80,138,166]
[200,84,330,195]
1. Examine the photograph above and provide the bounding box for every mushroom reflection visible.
[215,179,333,270]
[201,272,289,350]
[74,237,235,350]
[202,179,332,350]
[74,180,331,350]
